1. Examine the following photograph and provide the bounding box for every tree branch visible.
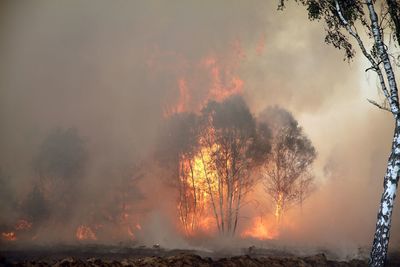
[386,0,400,47]
[334,0,397,115]
[367,98,392,112]
[366,0,399,115]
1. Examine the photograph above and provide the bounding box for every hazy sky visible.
[0,0,399,251]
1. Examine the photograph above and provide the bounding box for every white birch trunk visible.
[365,1,400,266]
[370,119,400,266]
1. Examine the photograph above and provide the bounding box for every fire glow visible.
[174,118,279,239]
[76,225,97,241]
[160,46,284,240]
[1,219,32,242]
[2,232,16,241]
[241,216,279,240]
[0,41,313,245]
[177,132,220,236]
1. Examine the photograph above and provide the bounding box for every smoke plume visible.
[0,0,399,255]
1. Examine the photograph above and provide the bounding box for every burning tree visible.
[259,107,316,223]
[199,96,271,236]
[158,96,271,236]
[157,112,205,235]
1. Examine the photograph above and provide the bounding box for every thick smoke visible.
[0,0,399,255]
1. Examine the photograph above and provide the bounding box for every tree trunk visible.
[200,150,221,232]
[370,118,400,267]
[275,192,284,224]
[232,177,243,236]
[189,160,197,231]
[218,172,225,235]
[227,172,233,234]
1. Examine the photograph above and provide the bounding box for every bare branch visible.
[365,66,375,72]
[367,98,392,112]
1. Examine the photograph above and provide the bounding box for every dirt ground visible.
[1,245,399,267]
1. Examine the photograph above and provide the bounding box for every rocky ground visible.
[1,245,399,267]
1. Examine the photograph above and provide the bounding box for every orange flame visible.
[177,130,221,236]
[2,232,17,241]
[162,40,246,117]
[127,226,136,239]
[76,225,97,241]
[241,217,279,240]
[163,78,190,117]
[125,223,141,240]
[201,55,244,103]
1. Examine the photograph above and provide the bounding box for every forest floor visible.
[1,244,399,267]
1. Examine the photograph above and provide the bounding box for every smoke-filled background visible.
[0,0,399,254]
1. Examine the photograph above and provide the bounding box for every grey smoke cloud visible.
[0,0,398,251]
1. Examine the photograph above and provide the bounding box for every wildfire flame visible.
[162,39,245,118]
[1,219,33,242]
[76,225,97,241]
[126,223,141,239]
[2,232,17,241]
[162,46,277,239]
[201,56,244,103]
[161,45,246,234]
[241,217,279,240]
[164,78,190,117]
[175,112,282,239]
[177,129,221,236]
